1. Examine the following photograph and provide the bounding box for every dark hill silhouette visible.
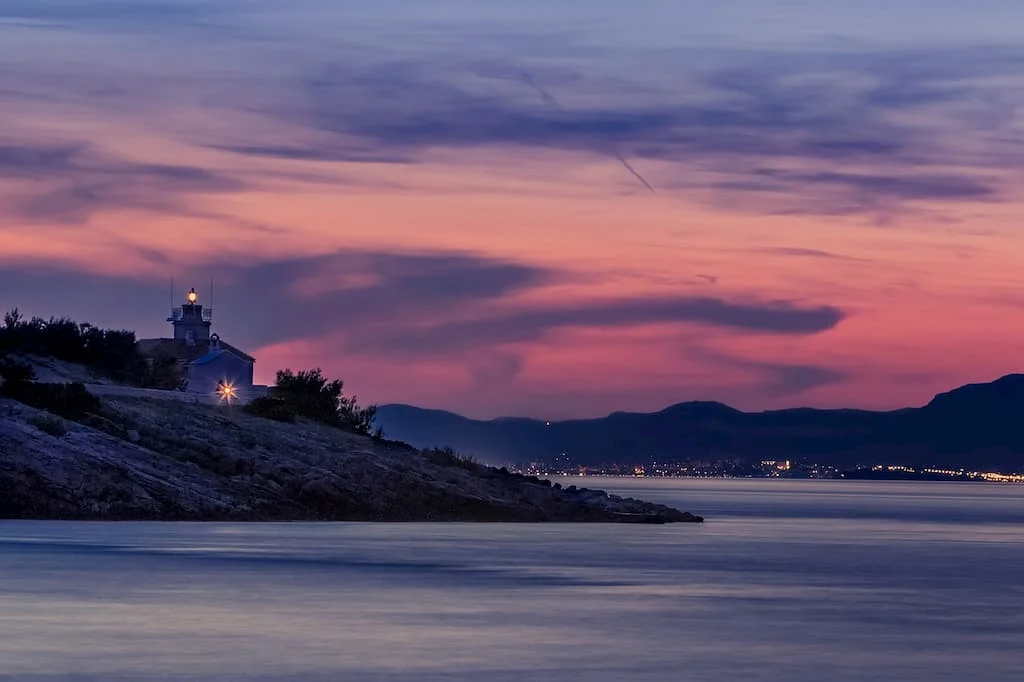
[376,374,1024,471]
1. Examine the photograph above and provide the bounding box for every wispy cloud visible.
[757,248,862,261]
[752,168,997,201]
[5,6,1024,216]
[753,362,849,397]
[205,144,412,165]
[340,294,845,356]
[190,45,1023,214]
[683,345,851,401]
[0,248,845,354]
[0,0,228,30]
[0,143,245,223]
[204,250,843,352]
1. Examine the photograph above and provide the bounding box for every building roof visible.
[137,338,255,364]
[190,349,227,366]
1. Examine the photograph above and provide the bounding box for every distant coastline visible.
[377,374,1024,477]
[523,466,1024,484]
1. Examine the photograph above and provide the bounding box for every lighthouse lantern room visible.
[167,287,213,346]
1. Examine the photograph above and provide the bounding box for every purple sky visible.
[2,1,1024,418]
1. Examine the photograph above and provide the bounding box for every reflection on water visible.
[1,480,1023,681]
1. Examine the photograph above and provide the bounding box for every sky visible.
[2,0,1024,419]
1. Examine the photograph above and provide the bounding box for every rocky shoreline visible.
[0,395,703,523]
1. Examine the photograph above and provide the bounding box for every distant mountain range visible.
[376,374,1024,471]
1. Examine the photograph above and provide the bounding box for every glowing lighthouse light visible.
[187,288,198,304]
[217,381,237,402]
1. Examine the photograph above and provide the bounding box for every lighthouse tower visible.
[167,287,212,346]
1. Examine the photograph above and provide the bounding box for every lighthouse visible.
[138,286,261,400]
[167,287,212,346]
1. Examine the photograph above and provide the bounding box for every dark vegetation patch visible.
[29,414,68,438]
[0,357,36,383]
[0,308,180,388]
[421,446,483,472]
[243,396,297,423]
[0,380,101,420]
[244,368,381,437]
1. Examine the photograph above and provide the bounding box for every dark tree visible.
[272,368,342,426]
[3,308,23,331]
[269,368,381,436]
[0,308,143,384]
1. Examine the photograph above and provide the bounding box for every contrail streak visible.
[519,72,655,194]
[613,152,656,193]
[520,72,560,108]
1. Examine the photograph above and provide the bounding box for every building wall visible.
[186,353,254,395]
[172,303,212,342]
[173,321,211,342]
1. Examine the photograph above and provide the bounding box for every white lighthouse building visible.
[138,287,259,399]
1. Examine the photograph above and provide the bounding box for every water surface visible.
[1,479,1022,681]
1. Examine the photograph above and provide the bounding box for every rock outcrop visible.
[0,395,702,523]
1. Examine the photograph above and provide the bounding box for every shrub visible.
[0,381,101,420]
[272,369,339,425]
[422,446,481,472]
[243,396,297,423]
[338,395,379,438]
[0,357,36,383]
[269,368,381,436]
[29,414,68,438]
[133,352,186,390]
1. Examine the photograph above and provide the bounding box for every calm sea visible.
[2,479,1023,681]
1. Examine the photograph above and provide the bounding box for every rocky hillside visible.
[0,392,702,523]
